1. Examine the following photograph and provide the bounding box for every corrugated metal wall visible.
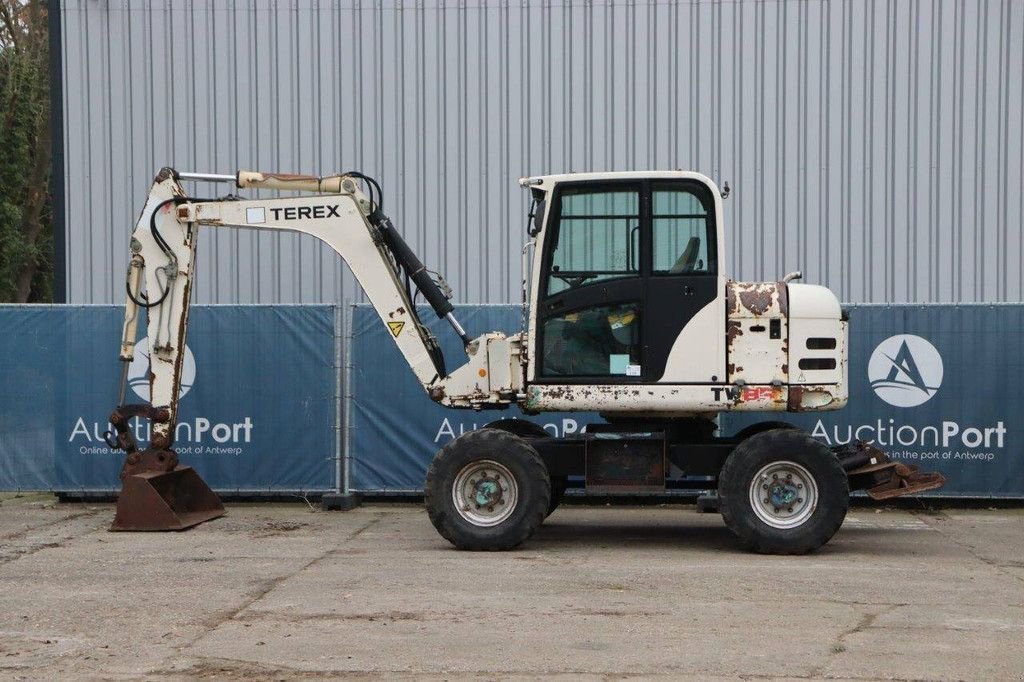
[60,0,1024,305]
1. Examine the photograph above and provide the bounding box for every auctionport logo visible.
[868,334,943,408]
[127,337,195,401]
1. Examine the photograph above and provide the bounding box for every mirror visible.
[530,199,546,236]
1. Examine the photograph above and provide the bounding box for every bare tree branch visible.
[0,1,23,53]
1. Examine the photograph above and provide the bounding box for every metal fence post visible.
[322,301,361,511]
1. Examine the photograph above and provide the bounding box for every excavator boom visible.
[107,167,515,530]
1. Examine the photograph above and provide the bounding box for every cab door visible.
[535,182,645,382]
[643,181,723,383]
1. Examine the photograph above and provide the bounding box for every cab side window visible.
[652,189,716,275]
[546,188,640,296]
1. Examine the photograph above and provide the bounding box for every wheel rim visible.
[451,459,519,527]
[748,460,819,529]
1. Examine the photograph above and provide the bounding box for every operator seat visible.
[668,236,701,274]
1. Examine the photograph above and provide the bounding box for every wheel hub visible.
[748,461,818,529]
[768,480,799,507]
[452,459,519,527]
[471,475,504,507]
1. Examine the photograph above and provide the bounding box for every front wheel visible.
[425,428,550,551]
[718,429,848,554]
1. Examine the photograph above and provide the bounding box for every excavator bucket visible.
[110,447,225,532]
[834,441,946,501]
[112,467,224,531]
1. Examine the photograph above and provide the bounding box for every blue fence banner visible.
[2,303,1022,497]
[0,305,336,493]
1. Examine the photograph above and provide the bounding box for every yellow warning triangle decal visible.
[387,321,405,338]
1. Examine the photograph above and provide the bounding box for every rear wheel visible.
[718,429,848,554]
[425,428,550,551]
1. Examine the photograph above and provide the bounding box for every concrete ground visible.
[0,496,1022,680]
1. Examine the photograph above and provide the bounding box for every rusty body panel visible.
[787,384,842,411]
[861,464,947,500]
[726,281,789,386]
[525,382,798,414]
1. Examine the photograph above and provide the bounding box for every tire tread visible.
[719,428,848,554]
[425,428,550,551]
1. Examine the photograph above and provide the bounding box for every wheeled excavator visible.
[105,167,944,553]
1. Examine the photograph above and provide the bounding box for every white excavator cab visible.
[515,172,846,416]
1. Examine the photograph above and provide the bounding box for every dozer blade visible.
[111,465,225,532]
[835,441,947,501]
[854,461,947,501]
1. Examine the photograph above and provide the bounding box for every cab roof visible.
[519,170,719,193]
